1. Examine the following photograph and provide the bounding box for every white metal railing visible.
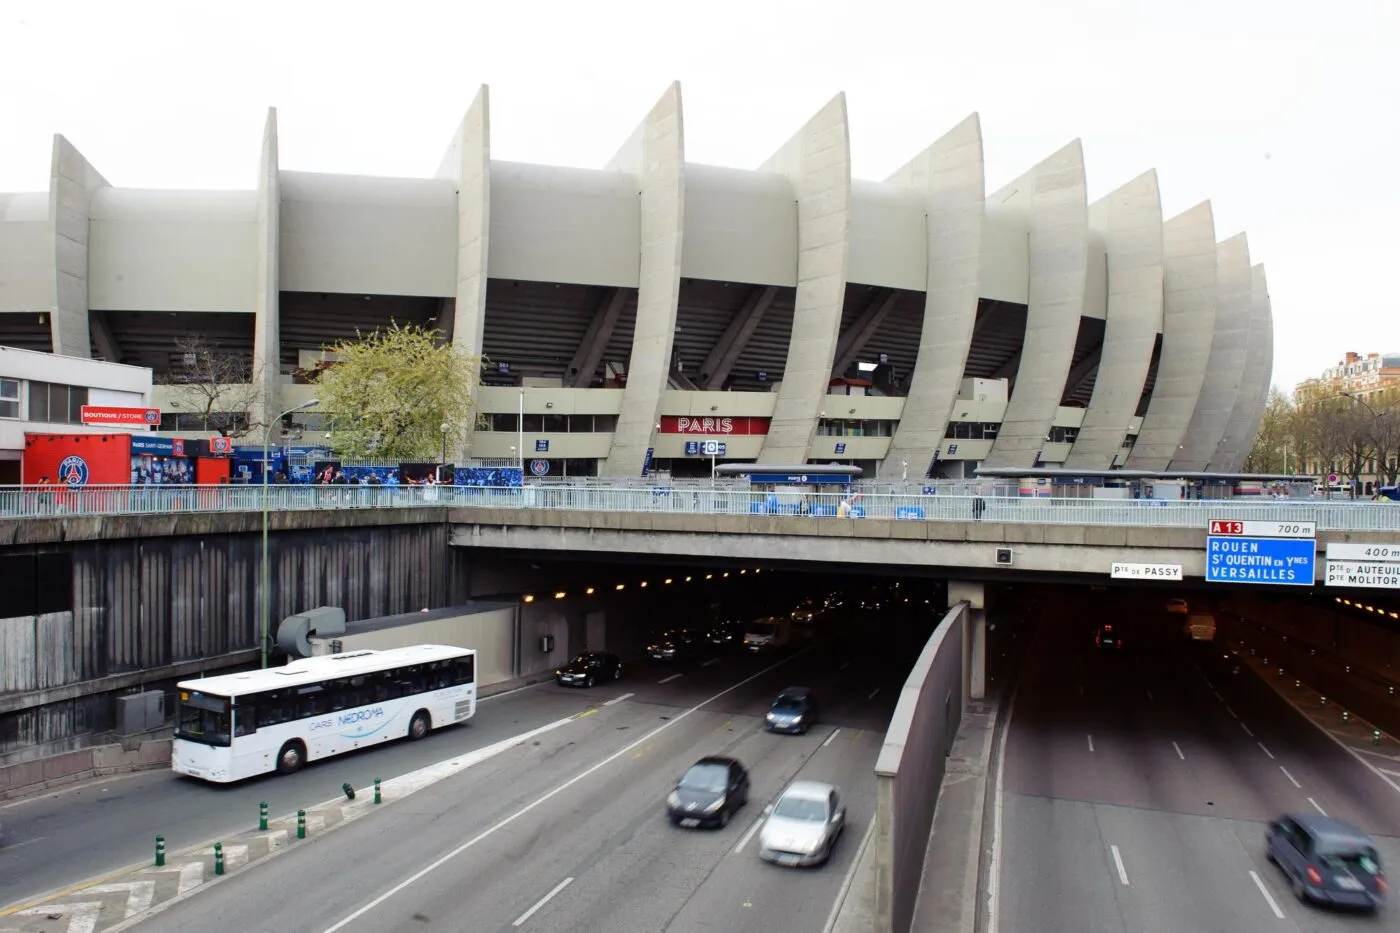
[2,484,1399,532]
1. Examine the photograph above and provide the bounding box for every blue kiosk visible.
[714,463,865,516]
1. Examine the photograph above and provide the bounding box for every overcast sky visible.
[2,0,1395,396]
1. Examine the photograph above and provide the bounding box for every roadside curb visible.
[0,713,581,932]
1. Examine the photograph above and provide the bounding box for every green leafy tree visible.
[312,323,477,460]
[1243,386,1297,473]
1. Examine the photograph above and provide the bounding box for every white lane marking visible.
[822,728,842,748]
[1279,766,1301,788]
[318,651,808,933]
[602,692,633,707]
[1110,845,1130,885]
[985,673,1023,933]
[1250,869,1286,919]
[15,902,101,933]
[1263,677,1400,798]
[512,877,574,927]
[1307,796,1327,815]
[87,880,155,918]
[701,658,719,668]
[151,862,204,896]
[658,673,682,684]
[839,662,850,671]
[1225,705,1238,719]
[867,688,880,701]
[1087,734,1095,753]
[1172,741,1186,761]
[1211,690,1224,702]
[1078,684,1084,696]
[1146,688,1154,701]
[733,816,764,854]
[1258,742,1275,759]
[821,816,878,933]
[1241,722,1254,737]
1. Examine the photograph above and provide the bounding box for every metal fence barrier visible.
[3,484,1400,532]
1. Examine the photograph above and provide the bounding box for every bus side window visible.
[431,661,451,690]
[233,706,256,736]
[373,671,400,701]
[252,689,294,727]
[296,685,327,718]
[403,665,427,696]
[454,657,475,685]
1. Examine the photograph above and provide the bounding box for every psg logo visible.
[143,409,159,424]
[58,455,90,487]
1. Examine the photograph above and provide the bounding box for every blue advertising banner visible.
[1205,536,1315,586]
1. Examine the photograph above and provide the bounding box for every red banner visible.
[81,406,161,427]
[658,416,771,435]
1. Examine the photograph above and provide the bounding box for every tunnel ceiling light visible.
[754,569,760,574]
[739,569,746,574]
[723,572,729,578]
[615,583,626,591]
[664,578,673,584]
[554,591,566,600]
[522,594,535,603]
[706,574,714,580]
[586,586,596,595]
[640,581,648,588]
[685,575,692,582]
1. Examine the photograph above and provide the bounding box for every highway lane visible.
[0,642,825,909]
[124,620,919,933]
[998,609,1400,933]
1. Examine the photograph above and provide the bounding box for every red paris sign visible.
[658,416,771,435]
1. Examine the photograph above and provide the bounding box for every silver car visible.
[758,780,846,867]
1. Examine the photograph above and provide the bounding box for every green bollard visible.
[297,809,306,839]
[374,778,381,805]
[155,834,166,867]
[259,801,268,832]
[214,842,224,876]
[1320,695,1326,706]
[1342,710,1350,722]
[1374,729,1382,746]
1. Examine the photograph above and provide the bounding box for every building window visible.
[26,381,88,424]
[159,412,251,433]
[482,413,618,433]
[0,379,19,419]
[944,422,1000,440]
[1048,426,1078,444]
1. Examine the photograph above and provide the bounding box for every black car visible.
[766,687,817,734]
[707,620,741,647]
[1267,813,1387,909]
[667,756,750,828]
[648,629,701,661]
[1093,623,1124,651]
[554,652,622,688]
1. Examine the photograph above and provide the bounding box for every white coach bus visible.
[172,644,476,783]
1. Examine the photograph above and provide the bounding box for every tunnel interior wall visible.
[873,600,968,933]
[0,524,471,762]
[1226,592,1400,679]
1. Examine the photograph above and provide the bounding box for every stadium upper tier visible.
[0,83,1270,480]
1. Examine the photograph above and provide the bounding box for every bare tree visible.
[157,335,264,437]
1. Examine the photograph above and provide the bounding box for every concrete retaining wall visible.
[873,601,968,933]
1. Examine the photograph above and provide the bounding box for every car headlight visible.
[667,792,681,808]
[766,712,777,722]
[704,796,726,813]
[791,715,804,724]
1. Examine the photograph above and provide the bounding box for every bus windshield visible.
[176,691,232,747]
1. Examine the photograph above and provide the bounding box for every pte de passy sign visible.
[1205,519,1316,587]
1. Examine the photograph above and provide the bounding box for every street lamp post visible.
[440,422,449,482]
[517,386,526,478]
[262,398,319,669]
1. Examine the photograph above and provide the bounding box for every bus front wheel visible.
[408,710,431,740]
[277,740,306,775]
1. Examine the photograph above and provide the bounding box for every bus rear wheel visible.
[408,710,431,740]
[276,740,306,775]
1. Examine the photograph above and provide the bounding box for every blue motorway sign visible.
[700,441,727,456]
[684,441,700,456]
[1205,536,1315,586]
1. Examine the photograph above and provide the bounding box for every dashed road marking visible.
[602,693,634,707]
[822,728,842,748]
[1087,734,1095,753]
[1279,766,1301,788]
[1109,845,1130,885]
[512,877,573,927]
[1249,870,1286,919]
[733,817,764,854]
[658,673,682,684]
[1258,742,1274,759]
[1307,796,1327,815]
[1172,741,1185,760]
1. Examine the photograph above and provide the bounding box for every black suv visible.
[1267,813,1387,909]
[648,629,701,661]
[554,652,622,688]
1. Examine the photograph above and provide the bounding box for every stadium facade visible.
[0,83,1272,480]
